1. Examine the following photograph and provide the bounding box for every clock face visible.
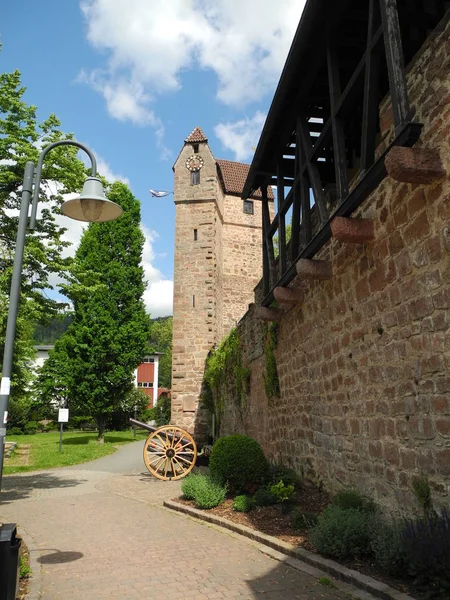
[185,154,204,172]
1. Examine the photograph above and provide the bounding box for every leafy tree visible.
[148,317,172,388]
[0,66,87,406]
[37,182,151,440]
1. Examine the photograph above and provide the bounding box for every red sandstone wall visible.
[218,17,450,514]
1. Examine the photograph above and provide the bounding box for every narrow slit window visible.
[243,199,254,214]
[194,229,198,241]
[192,295,195,308]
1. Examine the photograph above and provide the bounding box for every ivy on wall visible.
[264,321,280,402]
[201,328,251,429]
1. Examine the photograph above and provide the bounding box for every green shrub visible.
[331,489,375,513]
[193,477,227,509]
[270,465,302,488]
[291,508,318,531]
[253,485,277,507]
[209,435,269,492]
[401,509,450,595]
[45,421,58,432]
[371,518,407,575]
[181,473,227,509]
[233,495,253,513]
[270,480,295,504]
[310,505,375,559]
[181,473,203,501]
[24,421,38,435]
[7,427,23,436]
[412,474,432,516]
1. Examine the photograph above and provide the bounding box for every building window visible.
[191,170,200,185]
[143,357,155,363]
[138,382,154,388]
[243,199,254,215]
[194,228,198,241]
[193,144,199,153]
[192,295,195,308]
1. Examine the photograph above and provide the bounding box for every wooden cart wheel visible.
[143,425,197,481]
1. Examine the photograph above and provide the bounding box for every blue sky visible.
[1,0,305,316]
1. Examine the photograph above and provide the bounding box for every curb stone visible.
[17,526,42,600]
[164,500,415,600]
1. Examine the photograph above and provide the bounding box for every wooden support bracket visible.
[296,259,332,280]
[254,306,283,322]
[273,286,305,307]
[331,216,375,244]
[385,146,446,184]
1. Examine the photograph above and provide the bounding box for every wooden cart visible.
[130,418,197,481]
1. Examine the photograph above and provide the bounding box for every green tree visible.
[39,182,151,440]
[0,67,87,407]
[148,317,172,388]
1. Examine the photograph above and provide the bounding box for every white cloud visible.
[141,225,173,317]
[79,0,306,118]
[215,111,267,162]
[96,155,130,186]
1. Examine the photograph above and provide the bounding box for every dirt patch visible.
[5,444,30,467]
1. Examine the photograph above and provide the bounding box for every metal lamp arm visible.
[29,140,98,230]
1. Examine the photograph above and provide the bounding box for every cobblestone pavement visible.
[0,442,365,600]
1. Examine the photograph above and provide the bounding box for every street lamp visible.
[0,140,123,489]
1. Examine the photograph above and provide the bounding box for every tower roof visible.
[184,127,208,144]
[216,159,274,200]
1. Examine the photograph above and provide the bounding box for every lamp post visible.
[0,140,123,490]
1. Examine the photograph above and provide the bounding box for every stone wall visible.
[214,17,450,513]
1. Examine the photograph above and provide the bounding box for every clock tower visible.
[171,127,268,438]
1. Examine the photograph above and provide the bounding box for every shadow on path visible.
[245,558,350,600]
[36,550,84,565]
[0,472,85,503]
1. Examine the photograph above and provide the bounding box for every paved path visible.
[0,441,368,600]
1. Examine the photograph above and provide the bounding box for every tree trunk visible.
[97,418,105,444]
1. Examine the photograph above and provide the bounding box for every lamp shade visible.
[61,177,123,222]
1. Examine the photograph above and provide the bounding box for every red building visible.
[134,353,164,407]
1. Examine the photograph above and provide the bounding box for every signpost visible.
[58,409,69,453]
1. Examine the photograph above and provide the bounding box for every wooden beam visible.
[326,44,349,201]
[273,286,305,307]
[277,162,287,275]
[379,0,411,128]
[361,0,381,172]
[298,119,328,225]
[296,259,332,280]
[385,146,446,184]
[331,216,375,243]
[254,306,283,322]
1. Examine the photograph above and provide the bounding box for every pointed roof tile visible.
[184,127,208,144]
[216,159,274,200]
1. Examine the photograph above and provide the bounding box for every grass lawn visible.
[4,429,148,475]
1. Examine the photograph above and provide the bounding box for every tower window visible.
[192,295,196,308]
[191,170,200,185]
[194,229,198,241]
[193,144,199,153]
[243,199,254,215]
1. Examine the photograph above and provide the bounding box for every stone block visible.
[182,397,197,412]
[295,259,332,280]
[385,146,446,184]
[273,286,305,307]
[330,217,375,244]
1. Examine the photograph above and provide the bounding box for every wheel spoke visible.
[152,455,166,472]
[172,456,185,473]
[143,426,197,480]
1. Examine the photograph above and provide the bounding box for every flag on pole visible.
[149,189,172,197]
